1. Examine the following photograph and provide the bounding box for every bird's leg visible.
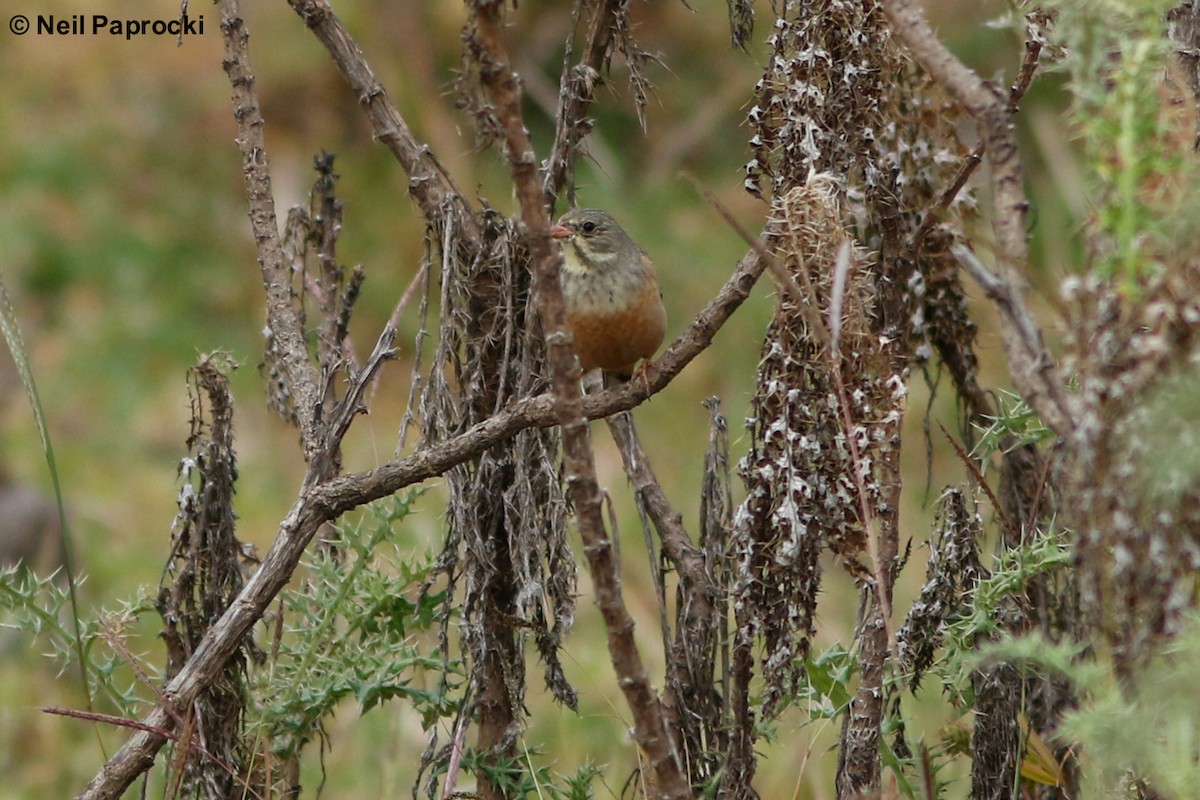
[633,360,653,396]
[583,369,605,395]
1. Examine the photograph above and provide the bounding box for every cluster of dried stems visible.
[71,1,1200,799]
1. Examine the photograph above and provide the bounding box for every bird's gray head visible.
[551,208,636,270]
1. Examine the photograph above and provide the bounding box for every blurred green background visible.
[0,0,1072,797]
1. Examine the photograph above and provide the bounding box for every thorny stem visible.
[543,0,628,203]
[882,0,1074,437]
[467,4,691,797]
[287,0,477,236]
[220,2,322,460]
[704,186,896,653]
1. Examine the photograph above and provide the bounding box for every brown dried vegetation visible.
[50,1,1200,799]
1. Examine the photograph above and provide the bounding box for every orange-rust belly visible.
[565,282,666,375]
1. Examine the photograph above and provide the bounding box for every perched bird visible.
[551,208,667,382]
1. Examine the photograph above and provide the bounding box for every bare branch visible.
[543,0,627,203]
[221,1,322,458]
[287,0,476,232]
[882,0,1074,436]
[321,325,397,459]
[45,707,179,740]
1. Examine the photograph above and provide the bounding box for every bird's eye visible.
[581,221,598,234]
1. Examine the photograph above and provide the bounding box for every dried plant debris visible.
[419,203,576,736]
[971,660,1023,800]
[157,353,257,800]
[263,154,362,426]
[744,0,969,210]
[1063,269,1200,666]
[733,175,904,715]
[745,0,978,414]
[745,0,901,198]
[867,62,978,407]
[730,6,1007,796]
[884,73,980,409]
[916,249,986,423]
[896,488,983,690]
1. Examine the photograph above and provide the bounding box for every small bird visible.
[551,208,667,382]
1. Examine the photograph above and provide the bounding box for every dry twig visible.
[288,0,474,232]
[543,0,628,203]
[883,0,1073,436]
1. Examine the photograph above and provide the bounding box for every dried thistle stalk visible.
[157,353,256,800]
[733,175,894,716]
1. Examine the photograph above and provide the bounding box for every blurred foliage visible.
[1041,0,1200,286]
[978,614,1200,800]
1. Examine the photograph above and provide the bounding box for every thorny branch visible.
[882,0,1074,437]
[287,0,475,235]
[543,0,627,203]
[466,3,690,797]
[220,1,321,460]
